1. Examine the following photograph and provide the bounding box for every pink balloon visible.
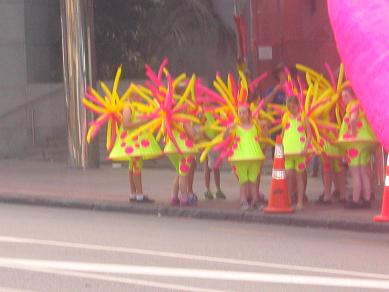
[328,0,389,150]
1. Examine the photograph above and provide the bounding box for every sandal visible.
[215,190,226,200]
[204,190,214,200]
[316,194,332,205]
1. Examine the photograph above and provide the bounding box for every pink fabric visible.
[327,0,389,150]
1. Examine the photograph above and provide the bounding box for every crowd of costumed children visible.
[82,59,378,211]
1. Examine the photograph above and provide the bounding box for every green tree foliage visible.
[94,0,236,80]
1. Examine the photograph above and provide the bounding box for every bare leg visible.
[204,157,211,191]
[296,171,305,209]
[240,183,248,202]
[214,168,221,191]
[334,169,347,201]
[322,166,332,201]
[188,159,196,194]
[133,173,143,195]
[249,182,259,207]
[303,169,308,198]
[172,175,179,199]
[360,165,372,202]
[179,175,190,203]
[350,166,362,203]
[286,169,296,203]
[128,170,135,196]
[256,174,260,197]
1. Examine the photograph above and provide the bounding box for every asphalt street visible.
[0,203,388,291]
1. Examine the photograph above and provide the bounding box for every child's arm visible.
[224,123,235,139]
[122,108,149,130]
[349,104,359,136]
[264,84,282,105]
[183,122,199,142]
[303,116,312,154]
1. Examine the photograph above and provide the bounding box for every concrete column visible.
[60,0,99,168]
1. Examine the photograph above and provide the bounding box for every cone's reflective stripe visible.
[272,169,286,180]
[274,145,284,158]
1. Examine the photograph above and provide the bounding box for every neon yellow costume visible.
[337,100,377,166]
[164,128,197,176]
[109,116,162,173]
[282,113,309,172]
[228,125,265,183]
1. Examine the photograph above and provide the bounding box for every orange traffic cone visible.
[264,135,293,213]
[374,155,389,222]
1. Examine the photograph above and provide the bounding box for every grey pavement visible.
[0,204,388,291]
[0,158,387,233]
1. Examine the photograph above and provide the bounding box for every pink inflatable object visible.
[327,0,389,150]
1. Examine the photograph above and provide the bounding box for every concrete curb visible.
[1,193,388,233]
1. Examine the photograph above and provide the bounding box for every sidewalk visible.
[0,158,388,233]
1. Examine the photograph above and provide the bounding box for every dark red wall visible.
[250,0,340,85]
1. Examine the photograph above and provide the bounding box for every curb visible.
[0,193,388,233]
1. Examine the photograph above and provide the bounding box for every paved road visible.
[0,204,388,292]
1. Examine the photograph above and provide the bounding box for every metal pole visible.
[60,0,99,169]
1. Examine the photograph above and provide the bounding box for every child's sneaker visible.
[240,200,249,211]
[204,190,214,200]
[135,195,154,203]
[215,190,226,200]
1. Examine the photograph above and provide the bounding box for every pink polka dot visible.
[236,136,241,142]
[120,142,126,147]
[297,126,304,133]
[319,139,325,147]
[185,140,194,148]
[141,139,150,148]
[348,148,359,158]
[357,121,363,129]
[232,143,238,150]
[125,147,134,154]
[187,156,194,164]
[179,133,186,140]
[120,132,127,139]
[135,143,140,148]
[298,163,305,170]
[181,158,186,163]
[227,150,234,157]
[344,117,350,124]
[180,164,189,173]
[300,136,306,143]
[343,133,351,139]
[297,116,302,122]
[285,123,290,130]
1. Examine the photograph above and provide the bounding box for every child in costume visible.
[109,99,162,203]
[165,124,199,206]
[317,113,347,204]
[337,86,377,209]
[226,104,265,210]
[201,110,226,200]
[282,95,312,210]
